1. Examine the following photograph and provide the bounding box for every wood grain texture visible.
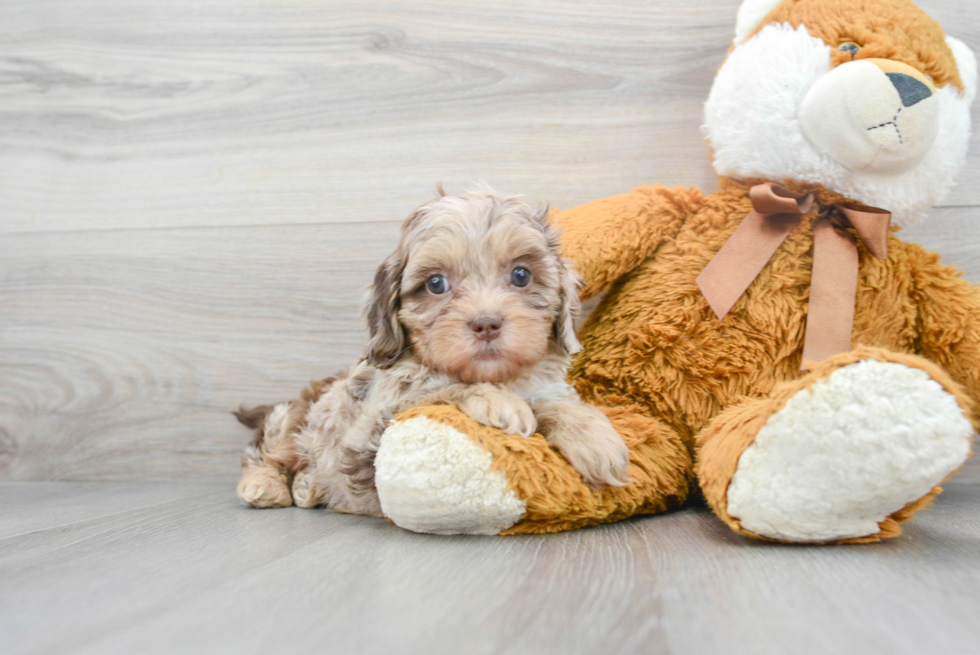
[1,0,979,481]
[2,210,977,481]
[3,4,979,652]
[0,221,401,480]
[1,480,979,655]
[1,0,978,236]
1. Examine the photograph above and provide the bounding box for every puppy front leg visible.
[424,383,537,438]
[329,410,389,517]
[534,399,631,488]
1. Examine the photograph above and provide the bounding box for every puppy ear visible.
[365,248,408,368]
[528,202,555,232]
[531,203,583,356]
[554,259,583,356]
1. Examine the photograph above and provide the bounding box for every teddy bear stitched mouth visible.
[863,75,934,146]
[866,107,903,144]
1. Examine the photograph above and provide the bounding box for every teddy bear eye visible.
[426,274,450,295]
[838,42,861,58]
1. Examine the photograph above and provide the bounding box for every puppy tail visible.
[234,376,335,445]
[234,405,274,431]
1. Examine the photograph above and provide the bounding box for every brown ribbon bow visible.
[695,183,891,370]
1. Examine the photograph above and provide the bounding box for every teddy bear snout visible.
[798,58,939,175]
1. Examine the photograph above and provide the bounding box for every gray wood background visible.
[2,0,978,482]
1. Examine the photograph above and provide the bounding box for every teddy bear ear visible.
[946,36,977,105]
[733,0,783,45]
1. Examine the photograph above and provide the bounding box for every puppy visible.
[236,186,631,515]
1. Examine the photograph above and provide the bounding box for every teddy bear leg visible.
[374,402,693,535]
[374,407,528,535]
[696,347,976,543]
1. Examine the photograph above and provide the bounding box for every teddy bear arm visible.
[550,185,704,300]
[374,402,693,535]
[912,252,980,427]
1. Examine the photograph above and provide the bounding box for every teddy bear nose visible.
[470,315,503,341]
[887,72,933,107]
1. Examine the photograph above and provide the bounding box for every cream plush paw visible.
[374,414,526,535]
[726,359,975,542]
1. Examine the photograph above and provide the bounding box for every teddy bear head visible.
[703,0,977,227]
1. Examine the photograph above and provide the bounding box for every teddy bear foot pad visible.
[375,413,527,535]
[726,359,974,542]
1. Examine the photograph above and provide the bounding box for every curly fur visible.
[236,186,630,514]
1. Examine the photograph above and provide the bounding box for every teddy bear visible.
[371,0,980,543]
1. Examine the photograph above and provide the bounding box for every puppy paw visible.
[458,386,537,438]
[291,470,322,509]
[551,406,631,488]
[238,465,293,508]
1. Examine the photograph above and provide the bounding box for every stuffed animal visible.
[373,0,980,542]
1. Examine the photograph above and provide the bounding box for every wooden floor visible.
[2,476,980,655]
[2,1,980,653]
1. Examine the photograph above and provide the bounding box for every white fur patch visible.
[726,360,975,542]
[704,23,973,227]
[262,403,290,448]
[375,415,526,535]
[798,60,939,175]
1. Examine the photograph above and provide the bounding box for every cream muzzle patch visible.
[799,58,939,174]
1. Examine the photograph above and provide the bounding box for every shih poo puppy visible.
[236,186,631,516]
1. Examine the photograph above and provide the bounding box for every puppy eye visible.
[838,42,861,58]
[510,266,531,288]
[426,274,450,295]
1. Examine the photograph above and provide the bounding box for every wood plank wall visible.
[2,0,977,480]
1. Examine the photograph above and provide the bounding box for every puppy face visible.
[366,186,581,383]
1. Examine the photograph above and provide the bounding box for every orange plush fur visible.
[381,0,979,541]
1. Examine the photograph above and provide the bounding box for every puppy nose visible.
[886,73,933,107]
[469,315,503,341]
